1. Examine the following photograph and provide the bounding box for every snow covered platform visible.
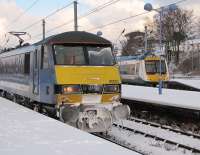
[0,97,136,155]
[171,78,200,90]
[122,84,200,111]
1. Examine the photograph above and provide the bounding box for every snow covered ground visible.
[122,84,200,111]
[0,97,137,155]
[171,75,200,80]
[171,78,200,90]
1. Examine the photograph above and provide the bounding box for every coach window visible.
[20,55,24,74]
[41,46,49,69]
[0,60,1,73]
[136,64,139,74]
[24,53,30,74]
[16,55,19,74]
[34,50,38,69]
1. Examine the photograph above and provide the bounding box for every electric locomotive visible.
[117,54,170,86]
[0,31,130,132]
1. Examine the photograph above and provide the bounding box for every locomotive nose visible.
[59,105,113,132]
[77,107,113,132]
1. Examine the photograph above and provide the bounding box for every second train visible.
[117,54,170,86]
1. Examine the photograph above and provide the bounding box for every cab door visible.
[33,49,39,95]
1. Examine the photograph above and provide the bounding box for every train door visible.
[33,49,39,95]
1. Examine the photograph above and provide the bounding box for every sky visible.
[0,0,199,48]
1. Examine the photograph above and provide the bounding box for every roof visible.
[0,45,34,57]
[116,52,155,62]
[0,31,112,55]
[125,31,145,38]
[35,31,112,45]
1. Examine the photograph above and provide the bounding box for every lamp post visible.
[144,26,148,53]
[144,3,177,95]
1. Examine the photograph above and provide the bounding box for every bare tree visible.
[195,17,200,39]
[120,40,129,56]
[153,7,193,64]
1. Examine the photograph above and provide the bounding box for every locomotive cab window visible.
[87,47,115,66]
[156,60,167,74]
[53,45,115,66]
[53,45,86,65]
[145,60,166,74]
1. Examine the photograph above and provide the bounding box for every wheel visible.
[13,95,17,103]
[33,105,40,112]
[76,119,84,130]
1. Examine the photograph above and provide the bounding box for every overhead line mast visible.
[74,1,78,31]
[42,19,45,40]
[29,0,122,40]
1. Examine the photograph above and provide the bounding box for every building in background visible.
[121,31,159,56]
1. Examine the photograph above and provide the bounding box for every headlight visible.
[62,85,81,94]
[103,85,120,93]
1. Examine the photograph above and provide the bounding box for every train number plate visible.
[82,95,101,104]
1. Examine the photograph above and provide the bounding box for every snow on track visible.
[0,97,136,155]
[122,120,200,151]
[109,126,190,155]
[122,84,200,111]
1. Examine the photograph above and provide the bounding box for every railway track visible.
[94,118,200,154]
[129,117,200,140]
[122,98,200,135]
[93,133,145,155]
[113,119,200,154]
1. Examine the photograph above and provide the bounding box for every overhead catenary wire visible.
[27,0,188,42]
[6,0,117,46]
[78,0,121,18]
[47,0,122,32]
[8,0,40,28]
[20,1,74,31]
[87,12,149,32]
[46,0,188,35]
[29,0,122,40]
[86,0,188,32]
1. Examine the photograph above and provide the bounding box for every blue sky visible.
[14,0,190,17]
[16,0,73,16]
[15,0,88,16]
[15,0,165,16]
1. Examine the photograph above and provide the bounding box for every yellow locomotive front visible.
[51,33,129,132]
[144,56,169,84]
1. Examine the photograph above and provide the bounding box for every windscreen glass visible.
[87,47,114,65]
[145,60,166,74]
[53,45,115,66]
[54,45,86,65]
[120,65,135,75]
